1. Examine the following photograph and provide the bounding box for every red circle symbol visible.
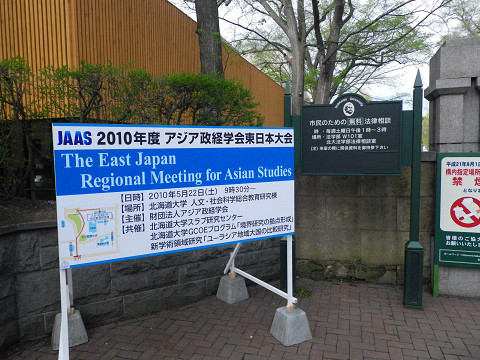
[450,197,480,228]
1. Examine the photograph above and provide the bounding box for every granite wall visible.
[295,156,436,284]
[0,222,280,350]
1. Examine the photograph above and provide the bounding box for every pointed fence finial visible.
[414,69,423,88]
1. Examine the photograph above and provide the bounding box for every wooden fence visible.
[0,0,283,127]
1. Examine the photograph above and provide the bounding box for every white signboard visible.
[53,124,294,269]
[435,153,480,268]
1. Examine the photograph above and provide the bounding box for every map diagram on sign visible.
[59,206,119,264]
[450,197,480,228]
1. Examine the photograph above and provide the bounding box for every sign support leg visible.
[286,235,294,309]
[67,268,74,310]
[216,243,249,304]
[216,237,311,346]
[223,242,242,276]
[270,234,312,346]
[53,267,88,353]
[58,269,70,360]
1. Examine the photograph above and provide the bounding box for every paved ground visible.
[4,279,480,360]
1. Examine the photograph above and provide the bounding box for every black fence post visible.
[404,70,424,310]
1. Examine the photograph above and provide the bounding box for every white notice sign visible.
[53,124,295,268]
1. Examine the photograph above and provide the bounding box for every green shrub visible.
[0,58,266,196]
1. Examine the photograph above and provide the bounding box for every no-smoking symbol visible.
[450,197,480,228]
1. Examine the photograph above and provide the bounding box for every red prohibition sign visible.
[450,197,480,228]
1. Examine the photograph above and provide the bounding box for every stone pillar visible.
[425,37,480,297]
[425,37,480,153]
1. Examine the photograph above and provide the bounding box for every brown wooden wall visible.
[0,0,77,72]
[0,0,284,127]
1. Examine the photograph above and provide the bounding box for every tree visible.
[437,0,480,40]
[152,73,264,126]
[241,0,307,115]
[40,61,121,122]
[222,0,450,114]
[110,68,159,124]
[0,57,35,196]
[195,0,226,78]
[111,70,264,126]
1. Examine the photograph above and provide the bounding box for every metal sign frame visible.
[223,235,297,308]
[53,123,296,359]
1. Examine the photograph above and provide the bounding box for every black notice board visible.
[301,94,402,175]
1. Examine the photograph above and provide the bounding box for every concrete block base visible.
[438,266,480,297]
[216,274,249,304]
[51,309,88,350]
[270,306,312,346]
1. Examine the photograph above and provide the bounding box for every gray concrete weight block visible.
[51,309,88,350]
[438,267,480,297]
[270,306,312,346]
[216,275,249,304]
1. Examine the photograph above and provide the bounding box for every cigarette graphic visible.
[456,198,480,221]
